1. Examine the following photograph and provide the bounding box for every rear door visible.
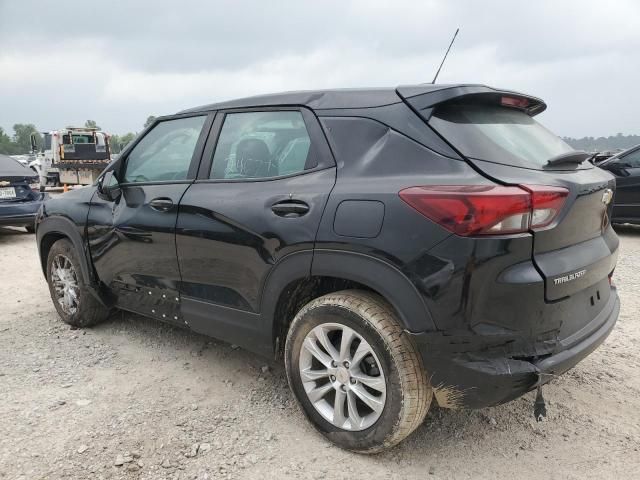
[87,114,211,323]
[175,108,336,350]
[600,147,640,222]
[400,89,618,340]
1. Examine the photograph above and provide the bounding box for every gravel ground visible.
[1,224,639,480]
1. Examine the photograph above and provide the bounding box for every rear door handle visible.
[271,200,310,217]
[149,197,174,212]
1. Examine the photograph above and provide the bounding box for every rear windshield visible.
[62,134,95,145]
[429,104,574,169]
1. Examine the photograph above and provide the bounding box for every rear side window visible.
[429,104,574,169]
[210,111,315,180]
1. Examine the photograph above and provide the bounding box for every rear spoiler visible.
[396,84,547,120]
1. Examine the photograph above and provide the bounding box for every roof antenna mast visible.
[432,28,459,84]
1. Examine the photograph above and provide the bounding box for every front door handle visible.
[271,200,310,217]
[149,197,174,212]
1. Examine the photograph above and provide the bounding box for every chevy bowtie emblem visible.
[0,181,10,187]
[601,189,613,205]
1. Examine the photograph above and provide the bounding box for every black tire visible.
[25,225,35,233]
[285,290,431,453]
[46,239,110,327]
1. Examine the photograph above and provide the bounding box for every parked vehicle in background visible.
[0,153,48,232]
[36,84,620,452]
[588,150,620,165]
[598,144,640,224]
[29,127,111,187]
[9,154,34,167]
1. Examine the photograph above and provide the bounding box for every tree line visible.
[562,133,640,152]
[0,116,156,156]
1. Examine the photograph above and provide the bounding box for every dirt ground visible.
[1,224,639,480]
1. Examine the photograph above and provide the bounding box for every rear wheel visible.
[46,239,110,327]
[285,290,431,453]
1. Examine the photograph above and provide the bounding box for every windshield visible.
[429,104,574,169]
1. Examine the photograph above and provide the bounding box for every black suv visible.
[37,84,620,452]
[597,144,640,224]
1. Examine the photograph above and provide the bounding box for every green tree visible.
[12,124,41,154]
[109,132,137,153]
[0,127,20,155]
[119,132,136,149]
[84,120,100,129]
[143,116,156,128]
[108,134,120,153]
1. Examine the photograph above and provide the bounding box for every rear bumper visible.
[411,288,620,409]
[0,195,47,228]
[0,213,37,227]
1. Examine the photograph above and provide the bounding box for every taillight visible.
[520,185,569,229]
[29,177,40,192]
[399,184,568,236]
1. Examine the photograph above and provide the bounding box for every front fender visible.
[37,214,93,284]
[37,213,113,308]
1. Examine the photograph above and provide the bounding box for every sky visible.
[0,0,637,138]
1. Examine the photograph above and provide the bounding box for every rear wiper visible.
[545,151,591,167]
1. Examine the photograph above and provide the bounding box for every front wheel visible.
[285,290,432,453]
[46,239,110,327]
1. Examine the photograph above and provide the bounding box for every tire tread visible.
[46,239,110,328]
[286,289,431,453]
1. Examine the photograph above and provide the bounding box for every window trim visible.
[195,106,335,183]
[115,111,215,187]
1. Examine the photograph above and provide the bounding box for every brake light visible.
[501,96,530,109]
[399,184,568,236]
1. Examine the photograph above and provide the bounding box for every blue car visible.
[0,153,48,232]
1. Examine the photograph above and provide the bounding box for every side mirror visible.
[97,170,121,201]
[30,133,38,153]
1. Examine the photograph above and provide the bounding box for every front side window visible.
[123,116,206,183]
[210,111,315,180]
[42,133,51,152]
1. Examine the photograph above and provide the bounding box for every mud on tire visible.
[46,238,110,328]
[285,289,432,453]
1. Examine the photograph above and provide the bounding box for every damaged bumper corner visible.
[410,292,620,410]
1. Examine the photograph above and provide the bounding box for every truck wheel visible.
[46,239,110,328]
[285,290,431,453]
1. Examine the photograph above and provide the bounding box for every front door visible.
[87,114,211,323]
[175,109,336,349]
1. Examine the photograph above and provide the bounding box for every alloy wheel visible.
[50,254,79,315]
[298,322,386,431]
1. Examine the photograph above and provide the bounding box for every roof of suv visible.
[179,83,544,114]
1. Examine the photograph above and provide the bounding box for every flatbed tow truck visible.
[30,127,111,188]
